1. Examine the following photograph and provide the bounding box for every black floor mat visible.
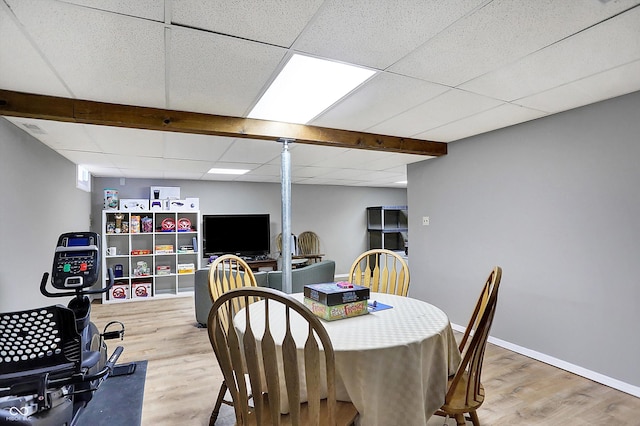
[76,360,147,426]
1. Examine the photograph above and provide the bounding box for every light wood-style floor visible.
[90,296,640,425]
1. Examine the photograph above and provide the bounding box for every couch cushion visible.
[267,260,336,294]
[194,268,268,325]
[194,261,335,325]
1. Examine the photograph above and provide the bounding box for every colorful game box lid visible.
[303,282,370,306]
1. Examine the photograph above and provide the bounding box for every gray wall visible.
[407,91,640,387]
[0,117,91,312]
[92,177,407,275]
[0,116,406,312]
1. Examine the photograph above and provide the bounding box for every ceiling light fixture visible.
[207,168,250,175]
[248,54,376,124]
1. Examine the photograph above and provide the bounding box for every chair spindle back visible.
[348,249,410,296]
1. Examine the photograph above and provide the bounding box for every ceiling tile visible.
[311,151,356,169]
[361,153,430,171]
[291,166,335,178]
[415,103,548,142]
[367,89,504,138]
[309,149,389,169]
[287,144,350,166]
[200,173,241,181]
[389,0,640,86]
[313,168,369,180]
[514,60,640,114]
[460,5,640,101]
[293,0,486,69]
[162,158,213,173]
[119,168,168,179]
[350,169,402,181]
[364,172,408,183]
[234,174,281,183]
[383,165,406,173]
[171,0,323,47]
[311,72,449,132]
[3,0,639,188]
[331,150,400,171]
[57,150,116,169]
[163,171,207,180]
[163,132,235,161]
[59,0,165,21]
[86,165,123,177]
[207,161,262,172]
[86,125,164,156]
[246,163,280,176]
[297,178,364,186]
[4,118,102,152]
[218,139,282,163]
[104,153,165,170]
[6,0,166,106]
[353,180,406,188]
[168,27,287,116]
[0,4,71,96]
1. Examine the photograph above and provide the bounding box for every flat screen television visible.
[202,214,270,257]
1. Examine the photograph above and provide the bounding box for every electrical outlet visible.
[422,216,430,226]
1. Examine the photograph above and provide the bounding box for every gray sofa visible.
[194,259,336,326]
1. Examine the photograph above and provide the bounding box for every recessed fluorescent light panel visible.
[207,168,250,175]
[248,54,376,124]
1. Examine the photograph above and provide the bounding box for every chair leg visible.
[210,381,228,425]
[469,410,480,426]
[454,413,466,425]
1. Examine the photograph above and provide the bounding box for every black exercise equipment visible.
[0,232,133,425]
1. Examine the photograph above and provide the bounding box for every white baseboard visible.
[450,323,640,398]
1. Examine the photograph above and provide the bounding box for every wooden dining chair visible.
[207,254,259,425]
[207,286,359,426]
[276,232,298,256]
[348,249,410,296]
[297,231,324,264]
[434,266,503,426]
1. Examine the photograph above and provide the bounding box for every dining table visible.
[233,291,461,426]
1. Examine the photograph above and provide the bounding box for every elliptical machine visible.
[0,232,130,425]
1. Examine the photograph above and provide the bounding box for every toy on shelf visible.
[141,216,153,233]
[114,213,124,233]
[131,249,151,255]
[177,217,192,232]
[130,216,141,233]
[161,218,176,232]
[134,261,150,276]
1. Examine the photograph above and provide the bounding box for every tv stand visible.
[245,258,278,272]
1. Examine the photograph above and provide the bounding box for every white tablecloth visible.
[234,292,461,426]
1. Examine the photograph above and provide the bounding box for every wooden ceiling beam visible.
[0,89,446,156]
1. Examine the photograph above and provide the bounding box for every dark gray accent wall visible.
[407,91,640,387]
[0,117,91,312]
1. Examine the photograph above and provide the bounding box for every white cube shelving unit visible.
[101,210,201,303]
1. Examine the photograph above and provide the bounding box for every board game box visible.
[303,297,369,321]
[303,282,370,306]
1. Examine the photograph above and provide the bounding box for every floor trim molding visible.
[450,323,640,398]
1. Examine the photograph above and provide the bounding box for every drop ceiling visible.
[1,0,639,187]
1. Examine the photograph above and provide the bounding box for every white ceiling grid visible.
[1,0,639,187]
